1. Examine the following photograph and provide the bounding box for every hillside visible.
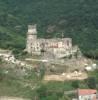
[0,0,98,56]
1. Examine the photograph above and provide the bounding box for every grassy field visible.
[0,59,98,100]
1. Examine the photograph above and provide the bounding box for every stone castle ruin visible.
[26,24,80,59]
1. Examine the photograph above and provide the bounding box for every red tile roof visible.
[78,89,97,95]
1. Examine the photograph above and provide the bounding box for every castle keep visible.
[26,25,79,58]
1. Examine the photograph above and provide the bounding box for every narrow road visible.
[0,97,29,100]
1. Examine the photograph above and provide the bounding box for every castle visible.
[26,25,79,58]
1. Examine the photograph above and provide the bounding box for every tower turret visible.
[26,24,37,53]
[27,24,37,39]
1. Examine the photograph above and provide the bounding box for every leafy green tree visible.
[37,85,47,98]
[72,80,79,89]
[86,77,96,89]
[42,94,58,100]
[39,63,45,79]
[59,95,70,100]
[0,68,5,81]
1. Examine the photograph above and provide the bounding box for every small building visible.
[77,89,97,100]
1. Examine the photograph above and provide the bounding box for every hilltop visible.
[0,0,98,57]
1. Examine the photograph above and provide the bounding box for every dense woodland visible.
[0,0,98,58]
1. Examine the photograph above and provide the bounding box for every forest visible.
[0,0,98,58]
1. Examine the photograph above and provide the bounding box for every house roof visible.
[78,89,97,96]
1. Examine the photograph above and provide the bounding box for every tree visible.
[59,95,70,100]
[39,63,45,79]
[72,80,79,89]
[0,68,5,81]
[37,85,47,98]
[86,77,96,89]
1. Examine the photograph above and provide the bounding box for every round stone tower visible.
[26,24,37,53]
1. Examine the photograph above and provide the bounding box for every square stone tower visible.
[26,24,37,53]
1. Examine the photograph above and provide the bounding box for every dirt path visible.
[44,72,88,81]
[0,97,29,100]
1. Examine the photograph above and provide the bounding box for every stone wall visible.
[26,25,78,59]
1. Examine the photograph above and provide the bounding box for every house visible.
[77,89,97,100]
